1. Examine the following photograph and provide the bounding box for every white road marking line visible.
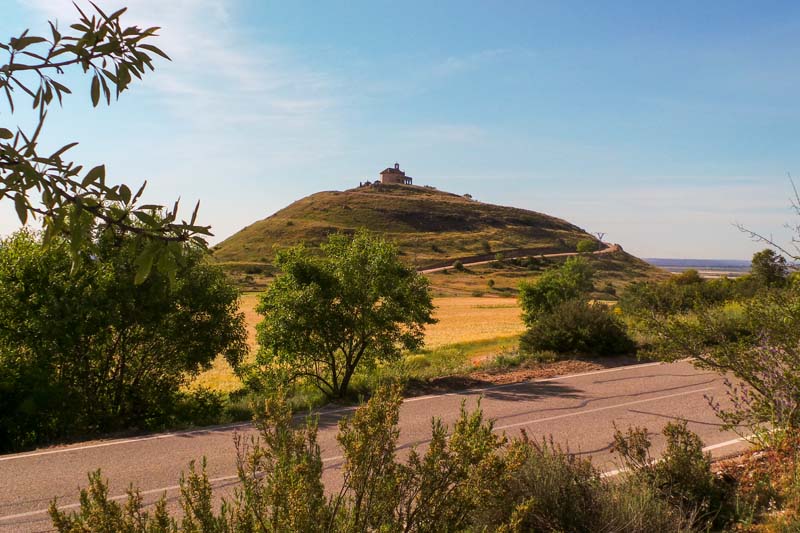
[0,473,241,522]
[0,423,253,463]
[601,435,751,478]
[494,386,717,431]
[0,361,668,462]
[703,435,751,452]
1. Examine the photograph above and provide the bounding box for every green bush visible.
[171,388,226,427]
[618,276,739,318]
[484,436,604,531]
[613,420,734,529]
[576,239,599,253]
[519,299,635,356]
[453,259,465,270]
[51,385,507,532]
[519,257,594,326]
[0,230,248,452]
[477,433,693,532]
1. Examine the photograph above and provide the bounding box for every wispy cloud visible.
[23,0,341,130]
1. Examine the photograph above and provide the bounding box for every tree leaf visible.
[14,194,27,224]
[10,36,46,51]
[119,184,131,204]
[91,76,100,107]
[82,164,105,188]
[138,43,171,61]
[134,244,157,285]
[0,128,13,140]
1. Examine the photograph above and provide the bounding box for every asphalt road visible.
[419,244,621,273]
[0,359,747,532]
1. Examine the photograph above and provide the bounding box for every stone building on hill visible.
[380,163,413,185]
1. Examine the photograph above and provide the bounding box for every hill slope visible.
[214,184,599,267]
[212,183,667,292]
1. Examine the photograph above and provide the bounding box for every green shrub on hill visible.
[576,239,599,253]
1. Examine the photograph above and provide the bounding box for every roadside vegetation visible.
[0,230,247,453]
[51,386,699,532]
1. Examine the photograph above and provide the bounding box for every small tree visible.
[519,257,594,326]
[253,230,436,399]
[750,249,788,288]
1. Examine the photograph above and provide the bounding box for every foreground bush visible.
[0,231,248,452]
[478,433,691,532]
[614,420,733,529]
[51,387,697,532]
[519,299,635,357]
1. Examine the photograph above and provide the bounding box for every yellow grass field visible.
[423,297,524,348]
[192,294,524,392]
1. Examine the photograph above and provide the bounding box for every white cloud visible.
[21,0,340,130]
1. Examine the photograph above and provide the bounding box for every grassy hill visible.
[216,184,596,264]
[212,183,666,290]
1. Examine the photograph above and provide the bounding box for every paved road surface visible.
[0,360,747,532]
[419,243,621,273]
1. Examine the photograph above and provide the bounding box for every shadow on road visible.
[485,379,717,426]
[594,372,716,384]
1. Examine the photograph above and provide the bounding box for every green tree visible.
[253,230,436,399]
[0,230,248,451]
[519,257,594,326]
[1,3,210,282]
[750,248,788,287]
[673,269,703,285]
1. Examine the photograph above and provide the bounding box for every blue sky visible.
[2,0,799,259]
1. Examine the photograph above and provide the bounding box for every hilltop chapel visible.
[379,163,413,185]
